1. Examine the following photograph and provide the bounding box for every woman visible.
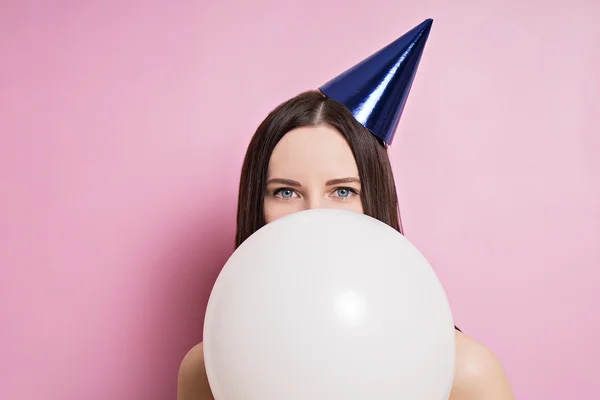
[178,90,514,399]
[180,19,513,399]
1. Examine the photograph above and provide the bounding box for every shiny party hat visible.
[319,19,433,146]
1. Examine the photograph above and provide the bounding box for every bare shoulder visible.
[449,331,514,400]
[177,342,215,400]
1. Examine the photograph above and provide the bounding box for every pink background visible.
[1,1,599,399]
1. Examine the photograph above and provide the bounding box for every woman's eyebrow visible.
[266,178,302,187]
[326,177,361,186]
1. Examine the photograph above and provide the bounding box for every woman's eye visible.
[334,187,358,199]
[274,188,297,199]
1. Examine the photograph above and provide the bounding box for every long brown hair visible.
[235,90,403,248]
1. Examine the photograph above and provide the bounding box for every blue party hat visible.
[319,19,433,145]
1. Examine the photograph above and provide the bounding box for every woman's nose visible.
[305,197,323,210]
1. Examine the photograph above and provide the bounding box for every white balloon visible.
[203,209,455,400]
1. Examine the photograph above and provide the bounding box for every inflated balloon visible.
[203,209,455,400]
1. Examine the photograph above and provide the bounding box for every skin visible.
[177,125,514,400]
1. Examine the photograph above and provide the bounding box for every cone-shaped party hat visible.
[319,19,433,146]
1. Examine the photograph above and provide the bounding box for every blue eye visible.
[335,187,357,199]
[274,188,297,199]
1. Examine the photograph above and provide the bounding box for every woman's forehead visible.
[267,125,359,180]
